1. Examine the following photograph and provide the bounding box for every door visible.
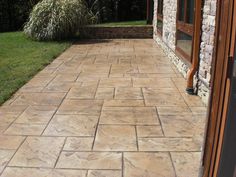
[203,0,236,176]
[218,41,236,177]
[217,1,236,175]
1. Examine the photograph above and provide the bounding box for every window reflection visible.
[176,30,193,56]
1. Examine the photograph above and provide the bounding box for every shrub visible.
[24,0,95,41]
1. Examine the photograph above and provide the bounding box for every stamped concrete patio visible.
[0,39,207,177]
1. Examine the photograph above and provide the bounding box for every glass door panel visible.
[176,30,193,57]
[187,0,194,24]
[176,0,195,62]
[218,44,236,177]
[157,0,163,34]
[178,0,185,21]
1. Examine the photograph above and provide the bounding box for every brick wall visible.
[79,26,153,39]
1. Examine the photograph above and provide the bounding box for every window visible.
[176,0,195,62]
[157,0,163,34]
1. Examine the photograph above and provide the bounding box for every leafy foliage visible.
[0,0,40,32]
[85,0,146,23]
[0,0,146,32]
[24,0,96,41]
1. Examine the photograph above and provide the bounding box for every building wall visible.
[153,0,217,104]
[162,0,177,50]
[198,0,217,103]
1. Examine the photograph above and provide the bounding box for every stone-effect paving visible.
[0,39,207,177]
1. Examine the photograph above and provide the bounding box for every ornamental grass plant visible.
[24,0,96,41]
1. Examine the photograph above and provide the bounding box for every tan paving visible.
[0,39,207,177]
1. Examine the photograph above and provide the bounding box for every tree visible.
[0,0,40,32]
[85,0,146,23]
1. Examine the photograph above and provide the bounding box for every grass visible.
[0,32,71,105]
[94,20,147,27]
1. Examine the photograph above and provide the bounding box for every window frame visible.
[176,0,195,63]
[156,0,164,35]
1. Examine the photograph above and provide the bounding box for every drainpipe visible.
[186,0,203,95]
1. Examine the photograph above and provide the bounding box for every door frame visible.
[203,0,236,176]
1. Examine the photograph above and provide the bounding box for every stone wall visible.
[153,0,217,105]
[153,0,189,77]
[153,0,188,79]
[197,0,217,104]
[153,0,177,50]
[162,0,177,50]
[199,0,217,87]
[153,0,158,36]
[79,26,153,39]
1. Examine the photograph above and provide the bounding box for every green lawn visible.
[0,32,71,105]
[94,20,147,27]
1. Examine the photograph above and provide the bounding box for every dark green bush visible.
[0,0,40,32]
[85,0,147,23]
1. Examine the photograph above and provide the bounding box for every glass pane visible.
[157,0,163,15]
[187,0,195,24]
[218,46,236,177]
[176,30,193,56]
[157,19,163,33]
[178,0,185,21]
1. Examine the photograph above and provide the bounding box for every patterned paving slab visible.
[0,39,207,177]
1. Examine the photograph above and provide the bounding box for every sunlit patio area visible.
[0,39,207,177]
